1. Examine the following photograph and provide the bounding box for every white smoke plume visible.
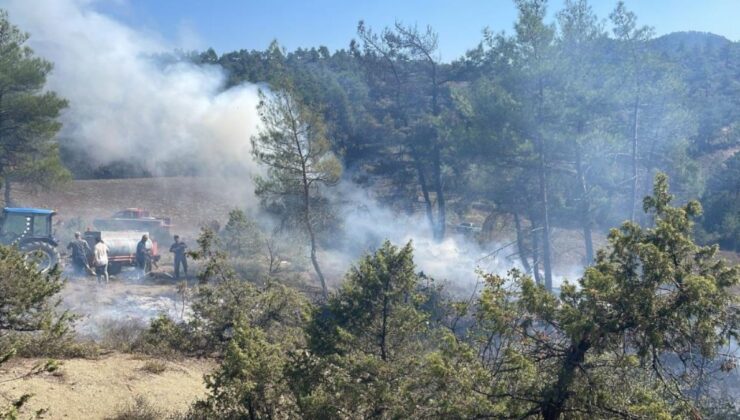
[4,0,262,180]
[325,182,583,294]
[322,182,522,295]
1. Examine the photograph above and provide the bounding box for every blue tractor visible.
[0,207,61,272]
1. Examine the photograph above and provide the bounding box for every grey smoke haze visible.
[4,0,263,181]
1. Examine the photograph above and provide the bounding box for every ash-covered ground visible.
[60,271,189,339]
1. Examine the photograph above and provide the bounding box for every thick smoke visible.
[4,0,262,181]
[323,183,525,294]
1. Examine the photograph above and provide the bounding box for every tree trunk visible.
[429,63,445,241]
[534,71,553,291]
[541,337,591,420]
[3,178,12,207]
[307,220,327,299]
[629,97,640,222]
[414,157,436,236]
[514,213,533,275]
[295,124,328,299]
[431,141,445,240]
[537,138,553,291]
[380,290,389,361]
[530,215,542,285]
[574,145,594,265]
[641,134,660,227]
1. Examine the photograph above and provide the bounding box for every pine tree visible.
[0,10,69,205]
[251,89,342,298]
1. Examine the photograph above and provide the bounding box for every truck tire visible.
[20,241,61,273]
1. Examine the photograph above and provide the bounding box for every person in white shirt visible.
[94,236,110,284]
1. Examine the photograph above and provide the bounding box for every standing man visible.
[66,232,91,276]
[93,236,109,284]
[170,235,188,279]
[136,234,151,278]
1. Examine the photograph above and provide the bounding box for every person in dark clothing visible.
[169,235,188,279]
[66,232,91,276]
[136,234,151,277]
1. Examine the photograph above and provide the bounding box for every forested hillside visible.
[63,3,740,265]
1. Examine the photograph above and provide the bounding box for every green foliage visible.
[353,21,453,239]
[290,241,435,418]
[0,245,72,343]
[307,241,425,359]
[134,314,193,357]
[215,209,301,279]
[0,244,73,418]
[220,209,263,259]
[251,89,342,231]
[189,174,738,419]
[190,323,299,419]
[700,151,740,251]
[251,88,342,297]
[461,173,739,418]
[0,10,69,205]
[137,227,310,359]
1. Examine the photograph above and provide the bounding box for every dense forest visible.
[1,0,739,418]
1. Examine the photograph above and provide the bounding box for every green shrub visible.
[0,245,75,417]
[133,315,192,357]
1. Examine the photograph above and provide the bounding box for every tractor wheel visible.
[108,262,122,275]
[21,241,61,273]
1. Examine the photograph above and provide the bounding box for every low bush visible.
[140,359,167,375]
[107,396,168,420]
[132,315,193,357]
[98,319,147,353]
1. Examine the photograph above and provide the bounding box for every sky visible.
[90,0,740,62]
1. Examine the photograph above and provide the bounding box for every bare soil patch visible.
[0,353,214,419]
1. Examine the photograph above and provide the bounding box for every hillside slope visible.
[10,177,253,238]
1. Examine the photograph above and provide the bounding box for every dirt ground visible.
[11,176,252,239]
[0,353,214,419]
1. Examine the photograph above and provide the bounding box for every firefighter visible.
[136,233,151,277]
[66,232,91,276]
[169,235,188,279]
[93,236,110,284]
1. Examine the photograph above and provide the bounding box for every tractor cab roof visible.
[3,207,56,216]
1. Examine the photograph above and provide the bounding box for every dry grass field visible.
[11,177,253,239]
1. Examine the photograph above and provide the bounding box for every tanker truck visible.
[93,208,172,244]
[83,230,161,275]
